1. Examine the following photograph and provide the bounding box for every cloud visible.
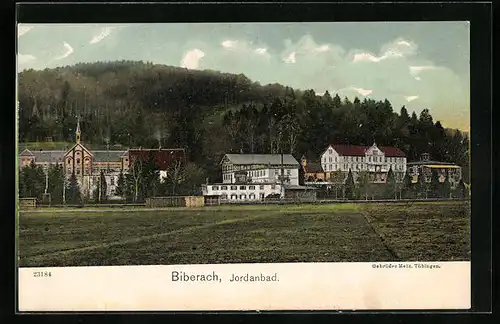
[283,52,296,64]
[180,49,205,69]
[18,54,36,65]
[55,42,74,60]
[352,37,416,63]
[409,65,438,75]
[349,86,373,96]
[90,27,114,44]
[221,40,237,49]
[414,76,422,81]
[18,25,34,37]
[405,95,419,102]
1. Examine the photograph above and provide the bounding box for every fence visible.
[19,198,37,208]
[145,196,205,208]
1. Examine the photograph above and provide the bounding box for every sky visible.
[17,22,470,131]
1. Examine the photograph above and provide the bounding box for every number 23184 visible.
[33,271,52,277]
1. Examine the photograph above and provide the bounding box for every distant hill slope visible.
[17,60,469,183]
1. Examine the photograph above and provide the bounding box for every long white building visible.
[202,153,307,200]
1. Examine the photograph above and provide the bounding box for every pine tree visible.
[344,169,355,200]
[456,178,466,198]
[99,170,107,202]
[115,171,125,197]
[417,168,428,199]
[47,164,64,204]
[441,170,451,199]
[66,172,82,205]
[385,167,396,199]
[429,169,440,198]
[402,171,413,199]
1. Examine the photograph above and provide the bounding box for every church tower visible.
[76,118,81,144]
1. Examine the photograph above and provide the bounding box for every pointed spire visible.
[75,117,81,144]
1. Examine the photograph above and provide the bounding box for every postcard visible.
[16,19,471,312]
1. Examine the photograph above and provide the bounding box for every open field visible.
[18,202,470,267]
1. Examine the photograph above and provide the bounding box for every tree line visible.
[312,167,468,200]
[18,152,205,204]
[18,60,469,185]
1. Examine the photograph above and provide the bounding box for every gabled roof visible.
[63,142,93,157]
[304,162,323,173]
[20,149,34,156]
[327,144,406,157]
[379,146,406,157]
[127,148,186,170]
[330,144,371,156]
[92,150,127,162]
[224,154,299,166]
[31,150,65,163]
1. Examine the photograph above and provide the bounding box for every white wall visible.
[202,183,282,200]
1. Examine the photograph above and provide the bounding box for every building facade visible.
[202,153,316,201]
[19,120,185,200]
[407,153,463,187]
[318,143,407,183]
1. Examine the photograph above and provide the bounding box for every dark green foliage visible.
[66,172,82,204]
[18,61,468,183]
[416,169,428,199]
[19,161,46,200]
[344,169,355,200]
[47,164,64,204]
[402,171,414,199]
[115,171,125,197]
[429,169,440,198]
[456,178,467,198]
[384,167,396,199]
[99,171,107,202]
[441,170,452,199]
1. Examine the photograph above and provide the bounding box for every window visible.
[67,159,71,164]
[111,177,115,185]
[213,186,219,190]
[249,185,255,190]
[271,184,276,189]
[221,186,227,190]
[286,169,291,175]
[77,169,80,175]
[240,186,246,190]
[328,149,333,154]
[329,157,332,162]
[76,158,80,164]
[221,194,228,199]
[259,185,264,190]
[231,186,237,190]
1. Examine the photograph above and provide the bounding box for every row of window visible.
[220,193,264,200]
[323,156,404,163]
[323,164,405,171]
[211,184,276,191]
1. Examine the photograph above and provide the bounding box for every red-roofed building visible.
[319,143,407,183]
[122,148,186,182]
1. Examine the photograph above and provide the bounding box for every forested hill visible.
[17,60,469,182]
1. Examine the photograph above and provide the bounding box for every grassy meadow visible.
[18,202,470,267]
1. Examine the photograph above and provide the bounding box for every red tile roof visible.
[127,148,186,170]
[379,146,406,157]
[330,145,371,156]
[330,144,406,157]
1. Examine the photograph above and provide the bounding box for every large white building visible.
[320,143,407,182]
[202,153,315,201]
